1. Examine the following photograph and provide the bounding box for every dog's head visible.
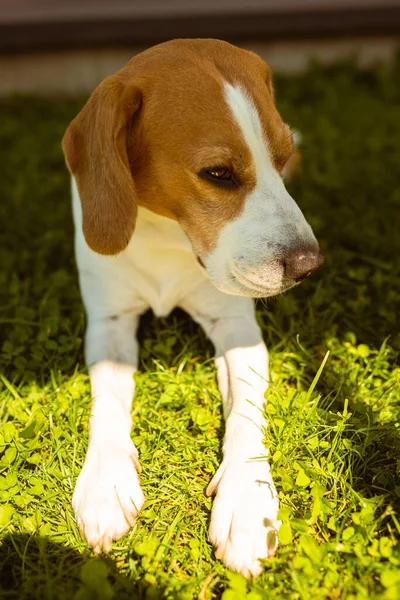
[63,39,323,298]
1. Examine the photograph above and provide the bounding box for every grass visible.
[1,56,400,599]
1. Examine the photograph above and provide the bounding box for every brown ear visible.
[62,76,142,255]
[265,62,275,99]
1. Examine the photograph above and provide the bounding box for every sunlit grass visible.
[1,58,400,599]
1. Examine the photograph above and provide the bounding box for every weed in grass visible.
[1,58,400,599]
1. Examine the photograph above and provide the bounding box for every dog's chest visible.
[73,179,207,318]
[126,208,206,316]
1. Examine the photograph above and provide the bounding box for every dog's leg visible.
[182,286,280,577]
[72,311,145,553]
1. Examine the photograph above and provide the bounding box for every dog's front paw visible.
[72,440,145,553]
[207,457,280,577]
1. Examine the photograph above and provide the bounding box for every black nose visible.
[284,247,325,282]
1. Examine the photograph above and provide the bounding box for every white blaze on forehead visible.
[223,81,315,238]
[224,83,278,186]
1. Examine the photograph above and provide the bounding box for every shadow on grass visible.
[0,533,157,600]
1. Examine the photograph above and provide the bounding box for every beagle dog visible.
[62,38,323,578]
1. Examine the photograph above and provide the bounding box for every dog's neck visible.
[135,206,192,254]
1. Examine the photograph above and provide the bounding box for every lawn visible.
[1,57,400,600]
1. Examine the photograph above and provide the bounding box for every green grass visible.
[1,57,400,600]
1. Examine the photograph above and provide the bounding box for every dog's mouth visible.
[230,266,296,298]
[196,255,206,269]
[196,256,317,298]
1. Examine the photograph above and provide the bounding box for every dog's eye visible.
[200,167,237,187]
[207,167,232,180]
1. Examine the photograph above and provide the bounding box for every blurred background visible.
[1,0,400,95]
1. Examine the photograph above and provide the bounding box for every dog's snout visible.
[284,247,325,282]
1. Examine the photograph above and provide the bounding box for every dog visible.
[62,38,324,578]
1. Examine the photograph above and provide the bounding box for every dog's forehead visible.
[128,39,283,154]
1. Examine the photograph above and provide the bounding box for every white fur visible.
[73,426,145,554]
[72,175,281,574]
[72,179,206,320]
[70,83,321,576]
[205,83,317,297]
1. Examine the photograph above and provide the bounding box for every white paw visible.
[72,440,145,553]
[207,457,280,578]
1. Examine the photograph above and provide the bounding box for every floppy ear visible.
[62,76,142,255]
[283,129,302,182]
[264,61,275,99]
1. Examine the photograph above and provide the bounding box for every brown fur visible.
[62,39,293,256]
